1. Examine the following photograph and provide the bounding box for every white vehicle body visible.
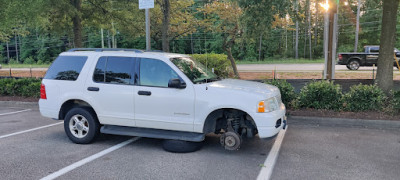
[39,49,286,147]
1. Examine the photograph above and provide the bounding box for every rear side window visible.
[370,47,379,53]
[44,56,87,81]
[93,56,135,85]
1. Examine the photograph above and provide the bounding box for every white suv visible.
[39,48,286,151]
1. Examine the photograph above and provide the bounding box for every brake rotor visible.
[220,131,241,151]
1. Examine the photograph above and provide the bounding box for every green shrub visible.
[298,80,343,110]
[0,78,41,97]
[191,54,233,78]
[342,84,386,111]
[265,79,296,108]
[391,90,400,114]
[24,56,35,64]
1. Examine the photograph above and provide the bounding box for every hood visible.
[207,79,280,97]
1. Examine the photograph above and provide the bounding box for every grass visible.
[236,58,324,64]
[0,63,51,68]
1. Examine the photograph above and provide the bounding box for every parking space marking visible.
[257,126,288,180]
[40,137,140,180]
[0,109,31,116]
[0,122,63,139]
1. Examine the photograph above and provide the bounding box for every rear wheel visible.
[64,107,100,144]
[347,60,360,70]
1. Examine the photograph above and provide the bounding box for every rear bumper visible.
[39,99,59,120]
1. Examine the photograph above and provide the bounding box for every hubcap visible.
[225,136,236,147]
[69,114,89,138]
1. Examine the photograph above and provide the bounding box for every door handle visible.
[87,87,100,91]
[138,91,151,96]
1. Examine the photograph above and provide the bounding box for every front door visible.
[134,58,195,132]
[85,56,136,126]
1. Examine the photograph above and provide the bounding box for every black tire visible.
[64,107,100,144]
[162,139,203,153]
[347,60,360,70]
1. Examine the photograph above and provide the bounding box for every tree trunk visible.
[354,0,361,52]
[259,34,262,61]
[376,0,399,94]
[295,0,299,59]
[15,33,19,63]
[225,47,240,78]
[71,0,82,48]
[307,0,312,59]
[161,0,170,52]
[314,0,319,48]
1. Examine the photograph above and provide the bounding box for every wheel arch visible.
[59,99,97,120]
[202,108,256,134]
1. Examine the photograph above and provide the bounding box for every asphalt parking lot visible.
[1,104,399,180]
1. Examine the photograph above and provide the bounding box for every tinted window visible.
[93,56,134,85]
[370,47,379,53]
[139,58,179,87]
[44,56,87,81]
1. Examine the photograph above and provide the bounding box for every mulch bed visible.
[288,109,400,121]
[0,96,39,102]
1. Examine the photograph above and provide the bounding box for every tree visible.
[201,1,242,78]
[157,0,171,52]
[376,0,399,94]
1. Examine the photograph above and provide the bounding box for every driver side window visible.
[139,58,180,87]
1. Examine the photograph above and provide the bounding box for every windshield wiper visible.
[194,77,220,84]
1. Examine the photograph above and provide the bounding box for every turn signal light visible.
[257,101,265,113]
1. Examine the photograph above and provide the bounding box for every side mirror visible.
[168,78,186,89]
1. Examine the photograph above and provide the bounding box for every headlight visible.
[257,97,279,113]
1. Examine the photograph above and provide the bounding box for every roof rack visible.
[67,48,143,53]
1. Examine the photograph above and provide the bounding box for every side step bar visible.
[101,125,205,142]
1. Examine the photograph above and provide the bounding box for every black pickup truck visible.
[337,45,400,70]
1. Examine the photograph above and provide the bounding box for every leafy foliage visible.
[343,84,386,111]
[298,80,343,110]
[0,78,41,98]
[191,54,232,78]
[264,79,296,108]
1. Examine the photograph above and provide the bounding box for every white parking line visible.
[0,122,63,139]
[40,137,140,180]
[257,126,288,180]
[0,109,31,116]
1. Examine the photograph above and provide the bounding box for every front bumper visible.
[252,107,287,139]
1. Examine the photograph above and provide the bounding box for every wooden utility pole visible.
[354,0,361,52]
[326,0,337,80]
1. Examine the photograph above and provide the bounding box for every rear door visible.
[85,56,136,126]
[134,58,195,132]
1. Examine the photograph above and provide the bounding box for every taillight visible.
[338,54,343,60]
[40,84,47,99]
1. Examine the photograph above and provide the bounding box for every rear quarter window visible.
[44,56,87,81]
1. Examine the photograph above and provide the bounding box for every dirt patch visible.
[0,96,39,102]
[239,71,400,80]
[288,109,400,121]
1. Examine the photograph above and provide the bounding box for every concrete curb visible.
[288,116,400,130]
[0,101,39,109]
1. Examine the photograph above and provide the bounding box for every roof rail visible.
[67,48,143,53]
[145,50,164,52]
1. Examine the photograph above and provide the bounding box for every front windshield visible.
[171,57,218,83]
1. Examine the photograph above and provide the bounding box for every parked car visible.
[39,48,286,151]
[337,45,400,70]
